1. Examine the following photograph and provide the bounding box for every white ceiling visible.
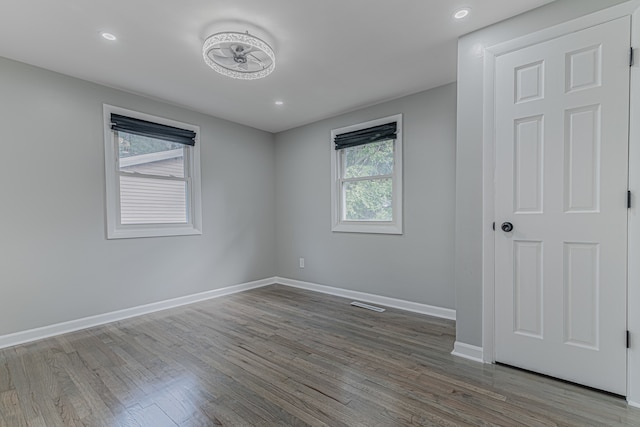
[0,0,554,133]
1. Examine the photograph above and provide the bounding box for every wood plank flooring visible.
[0,284,638,426]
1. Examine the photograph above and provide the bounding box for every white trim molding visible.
[103,104,203,239]
[451,341,484,363]
[330,114,404,235]
[482,0,640,404]
[0,277,455,350]
[627,3,640,407]
[0,278,274,350]
[275,277,456,320]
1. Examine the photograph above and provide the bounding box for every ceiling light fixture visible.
[453,8,470,19]
[202,31,275,80]
[274,100,284,106]
[101,32,117,41]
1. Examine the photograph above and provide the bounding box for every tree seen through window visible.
[342,139,394,221]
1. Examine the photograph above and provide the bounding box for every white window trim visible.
[103,104,203,239]
[330,114,403,234]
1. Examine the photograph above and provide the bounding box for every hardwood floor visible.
[0,284,638,426]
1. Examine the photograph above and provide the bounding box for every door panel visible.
[494,17,630,395]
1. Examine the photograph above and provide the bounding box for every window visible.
[331,114,403,234]
[103,105,202,239]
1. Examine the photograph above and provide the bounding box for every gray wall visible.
[275,84,457,308]
[455,0,629,347]
[8,0,624,343]
[0,57,276,336]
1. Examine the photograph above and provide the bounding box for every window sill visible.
[107,224,202,239]
[332,222,402,235]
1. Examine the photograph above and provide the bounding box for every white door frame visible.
[481,0,640,406]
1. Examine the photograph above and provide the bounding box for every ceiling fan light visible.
[202,31,275,80]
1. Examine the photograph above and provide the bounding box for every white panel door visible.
[495,17,630,395]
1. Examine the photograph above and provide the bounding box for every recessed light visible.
[274,100,284,106]
[453,8,470,19]
[101,32,117,41]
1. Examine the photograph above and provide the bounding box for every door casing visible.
[481,0,640,405]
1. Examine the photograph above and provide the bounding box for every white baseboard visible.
[451,341,484,363]
[628,400,640,409]
[275,277,456,320]
[1,276,457,350]
[0,277,275,350]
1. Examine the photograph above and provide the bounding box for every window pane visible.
[343,140,393,179]
[343,178,392,221]
[118,132,185,178]
[119,175,187,224]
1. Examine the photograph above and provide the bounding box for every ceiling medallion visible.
[202,31,275,80]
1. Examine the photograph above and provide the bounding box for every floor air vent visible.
[350,301,385,312]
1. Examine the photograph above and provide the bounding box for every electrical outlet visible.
[299,257,305,268]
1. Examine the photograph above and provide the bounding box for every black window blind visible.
[334,122,397,150]
[111,114,196,146]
